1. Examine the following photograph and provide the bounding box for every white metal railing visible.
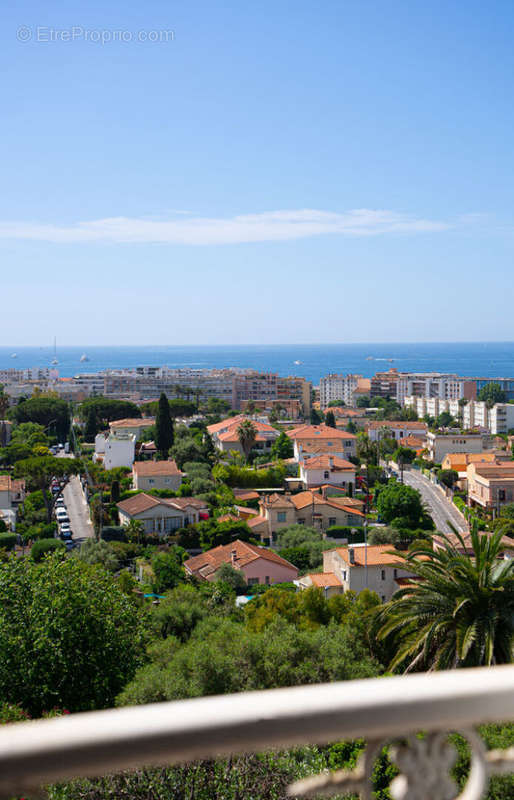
[0,666,514,798]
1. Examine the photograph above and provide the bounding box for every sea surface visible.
[2,343,514,384]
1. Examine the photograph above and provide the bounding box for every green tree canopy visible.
[237,419,257,460]
[437,468,459,489]
[270,431,294,460]
[14,455,82,522]
[0,555,144,715]
[478,382,506,406]
[8,397,70,439]
[325,410,336,428]
[375,480,424,528]
[79,397,141,426]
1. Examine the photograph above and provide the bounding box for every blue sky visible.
[1,1,514,345]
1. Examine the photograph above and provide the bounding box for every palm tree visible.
[125,519,145,544]
[0,390,9,447]
[237,419,257,461]
[375,524,514,671]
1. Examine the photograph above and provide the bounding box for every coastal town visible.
[1,362,514,602]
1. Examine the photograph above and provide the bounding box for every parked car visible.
[54,497,65,508]
[56,511,69,525]
[64,540,75,550]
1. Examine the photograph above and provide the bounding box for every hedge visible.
[31,538,66,561]
[326,526,366,543]
[0,533,16,551]
[101,526,127,542]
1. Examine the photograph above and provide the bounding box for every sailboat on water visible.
[51,337,59,365]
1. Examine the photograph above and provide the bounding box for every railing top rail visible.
[1,665,514,794]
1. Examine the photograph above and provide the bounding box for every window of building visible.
[277,511,286,522]
[324,471,330,480]
[247,577,259,586]
[381,595,386,602]
[393,568,398,578]
[265,576,270,585]
[381,569,386,580]
[298,518,305,524]
[148,478,154,485]
[329,517,336,526]
[342,570,347,581]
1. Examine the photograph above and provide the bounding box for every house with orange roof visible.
[184,539,298,586]
[207,415,279,456]
[286,424,357,462]
[297,572,344,597]
[132,459,184,492]
[441,451,505,480]
[322,544,414,602]
[249,489,365,544]
[299,454,356,490]
[109,417,155,440]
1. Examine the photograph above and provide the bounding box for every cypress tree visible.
[155,392,174,458]
[85,407,98,440]
[325,410,336,428]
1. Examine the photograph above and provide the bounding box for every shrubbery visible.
[31,538,65,561]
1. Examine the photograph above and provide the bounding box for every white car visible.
[56,509,69,524]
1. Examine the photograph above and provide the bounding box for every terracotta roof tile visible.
[184,539,297,579]
[133,459,182,476]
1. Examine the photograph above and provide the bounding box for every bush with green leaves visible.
[0,554,145,715]
[0,533,16,551]
[31,538,65,561]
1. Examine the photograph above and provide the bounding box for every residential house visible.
[0,475,25,508]
[321,544,414,602]
[117,493,208,535]
[249,490,365,544]
[297,572,344,597]
[0,475,25,531]
[207,415,279,456]
[109,417,155,440]
[132,460,184,491]
[184,539,298,585]
[286,424,357,462]
[467,462,514,511]
[95,430,136,470]
[365,421,428,443]
[299,454,356,490]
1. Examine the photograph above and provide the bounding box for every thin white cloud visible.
[0,208,451,245]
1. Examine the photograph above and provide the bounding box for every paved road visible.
[403,469,468,534]
[62,475,94,544]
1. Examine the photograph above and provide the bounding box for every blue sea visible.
[1,343,514,384]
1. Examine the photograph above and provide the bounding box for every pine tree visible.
[155,393,174,458]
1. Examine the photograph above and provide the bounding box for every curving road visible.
[403,469,468,535]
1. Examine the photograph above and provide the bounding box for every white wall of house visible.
[118,503,200,534]
[103,433,136,470]
[134,472,183,491]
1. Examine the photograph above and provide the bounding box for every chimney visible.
[348,547,355,565]
[231,549,237,566]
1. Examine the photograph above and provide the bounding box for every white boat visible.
[10,353,17,358]
[294,360,302,365]
[51,336,59,365]
[366,356,374,360]
[80,353,90,362]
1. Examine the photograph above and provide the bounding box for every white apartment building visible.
[94,431,136,470]
[406,397,514,435]
[396,373,475,405]
[319,374,363,409]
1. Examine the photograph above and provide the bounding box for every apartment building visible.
[396,373,475,404]
[319,374,363,408]
[426,432,489,463]
[370,369,400,399]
